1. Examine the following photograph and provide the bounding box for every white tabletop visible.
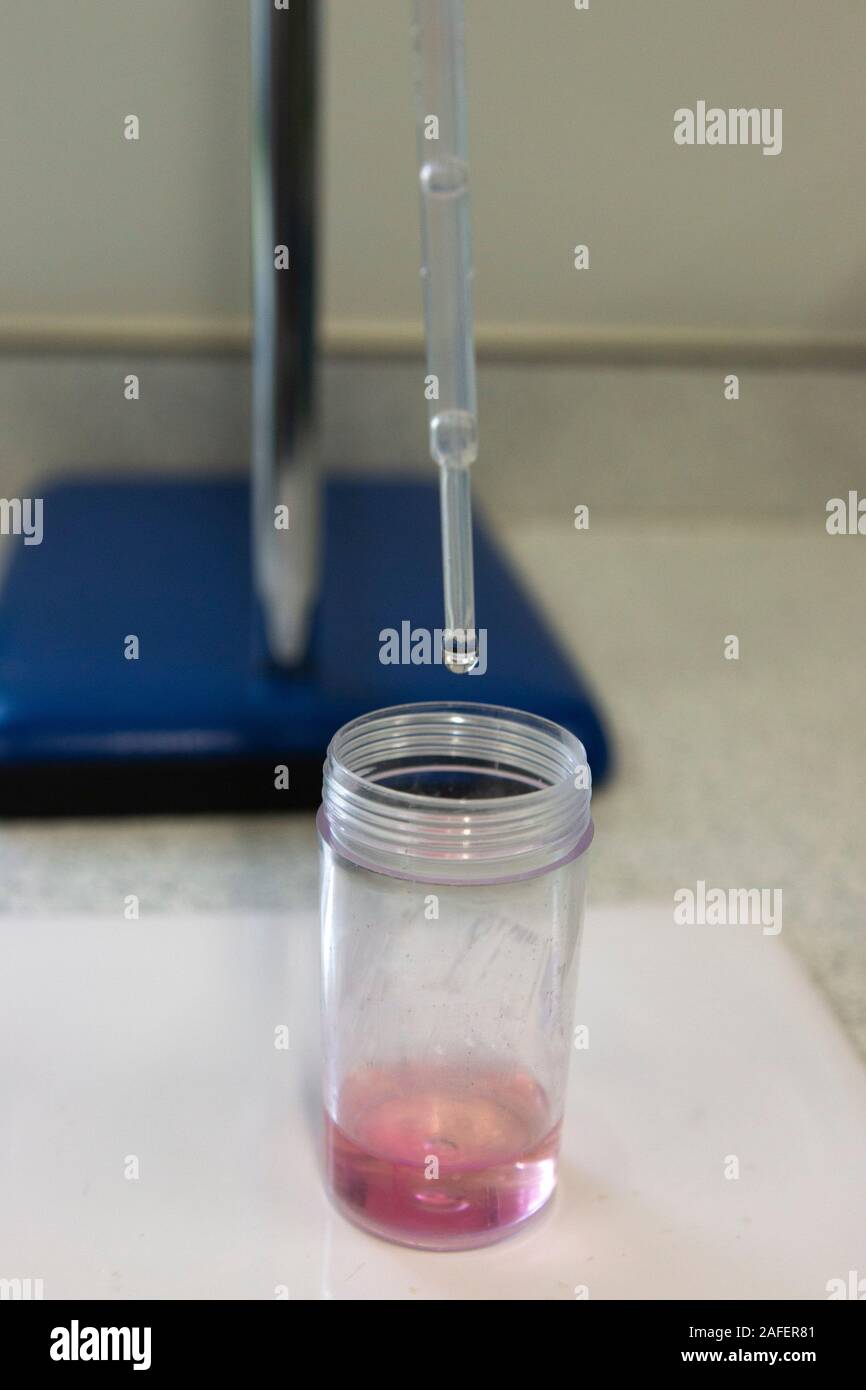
[1,902,864,1300]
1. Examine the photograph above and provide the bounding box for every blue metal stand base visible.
[0,475,610,814]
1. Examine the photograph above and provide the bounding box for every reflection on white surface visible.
[0,905,864,1300]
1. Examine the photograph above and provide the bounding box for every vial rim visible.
[319,701,593,884]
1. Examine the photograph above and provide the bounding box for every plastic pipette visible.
[412,0,479,674]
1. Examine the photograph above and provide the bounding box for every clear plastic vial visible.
[318,702,593,1251]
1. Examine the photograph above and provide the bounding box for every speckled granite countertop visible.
[1,517,864,1057]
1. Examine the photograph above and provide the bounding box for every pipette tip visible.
[443,643,479,676]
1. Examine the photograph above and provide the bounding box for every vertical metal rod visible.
[250,0,320,666]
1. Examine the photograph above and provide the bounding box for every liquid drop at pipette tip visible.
[443,644,479,675]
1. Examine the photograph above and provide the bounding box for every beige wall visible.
[0,0,864,347]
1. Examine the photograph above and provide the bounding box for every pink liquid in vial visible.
[325,1062,560,1250]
